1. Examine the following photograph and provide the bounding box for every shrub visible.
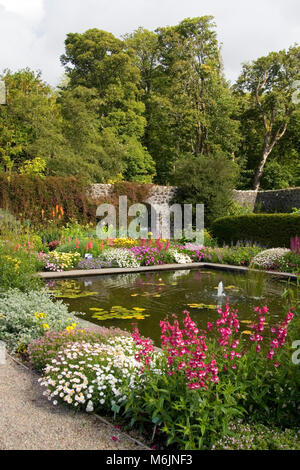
[28,328,113,371]
[0,243,41,291]
[180,244,262,266]
[212,214,300,248]
[38,251,81,271]
[76,258,114,270]
[129,245,174,266]
[124,304,299,449]
[251,248,291,270]
[212,421,300,450]
[173,154,239,227]
[0,289,78,352]
[38,336,158,414]
[0,208,21,235]
[100,248,141,268]
[0,174,95,227]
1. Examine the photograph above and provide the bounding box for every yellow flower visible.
[42,323,50,330]
[35,312,47,319]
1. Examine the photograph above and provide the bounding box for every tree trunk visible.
[253,133,271,190]
[253,149,270,191]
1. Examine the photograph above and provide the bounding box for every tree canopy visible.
[0,18,299,191]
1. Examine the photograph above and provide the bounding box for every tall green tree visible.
[126,17,240,184]
[235,46,300,190]
[60,28,155,182]
[0,68,64,173]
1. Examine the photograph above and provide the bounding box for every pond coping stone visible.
[38,262,298,281]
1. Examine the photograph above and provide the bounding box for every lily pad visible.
[187,303,218,310]
[90,305,149,321]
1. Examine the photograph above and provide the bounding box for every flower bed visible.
[18,299,299,450]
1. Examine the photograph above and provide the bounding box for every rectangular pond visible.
[45,268,296,345]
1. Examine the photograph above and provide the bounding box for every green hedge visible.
[211,214,300,248]
[0,174,96,227]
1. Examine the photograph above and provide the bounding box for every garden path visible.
[0,356,145,450]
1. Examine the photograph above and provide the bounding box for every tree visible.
[127,17,240,184]
[60,28,155,182]
[173,153,239,226]
[0,68,65,173]
[235,46,300,190]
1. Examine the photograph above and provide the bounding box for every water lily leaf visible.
[187,303,217,310]
[90,304,149,321]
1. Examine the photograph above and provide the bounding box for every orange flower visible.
[41,209,45,218]
[60,206,64,216]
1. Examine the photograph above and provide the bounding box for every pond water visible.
[46,268,295,345]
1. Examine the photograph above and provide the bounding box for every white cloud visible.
[0,0,299,86]
[0,0,44,22]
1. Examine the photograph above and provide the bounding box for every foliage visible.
[278,251,300,274]
[0,288,78,352]
[38,336,156,413]
[0,243,41,291]
[76,258,113,270]
[38,251,81,272]
[19,157,46,177]
[0,208,21,235]
[126,18,240,184]
[28,328,113,371]
[212,214,300,248]
[0,174,95,227]
[234,46,300,190]
[0,69,64,174]
[129,242,174,266]
[100,248,141,268]
[124,304,299,448]
[60,29,155,183]
[173,153,238,226]
[251,248,291,270]
[212,421,300,450]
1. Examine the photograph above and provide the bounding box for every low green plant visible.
[28,328,109,371]
[0,288,78,352]
[212,421,300,450]
[212,214,300,248]
[0,244,41,291]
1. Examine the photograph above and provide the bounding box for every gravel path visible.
[0,356,145,450]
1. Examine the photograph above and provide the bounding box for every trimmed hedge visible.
[0,174,96,227]
[211,214,300,248]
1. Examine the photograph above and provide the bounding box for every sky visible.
[0,0,299,87]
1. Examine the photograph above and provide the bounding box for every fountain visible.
[217,281,225,298]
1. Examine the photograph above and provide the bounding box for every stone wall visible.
[90,184,300,213]
[89,183,178,205]
[233,188,300,212]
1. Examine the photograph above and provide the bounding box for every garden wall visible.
[90,184,300,213]
[233,188,300,212]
